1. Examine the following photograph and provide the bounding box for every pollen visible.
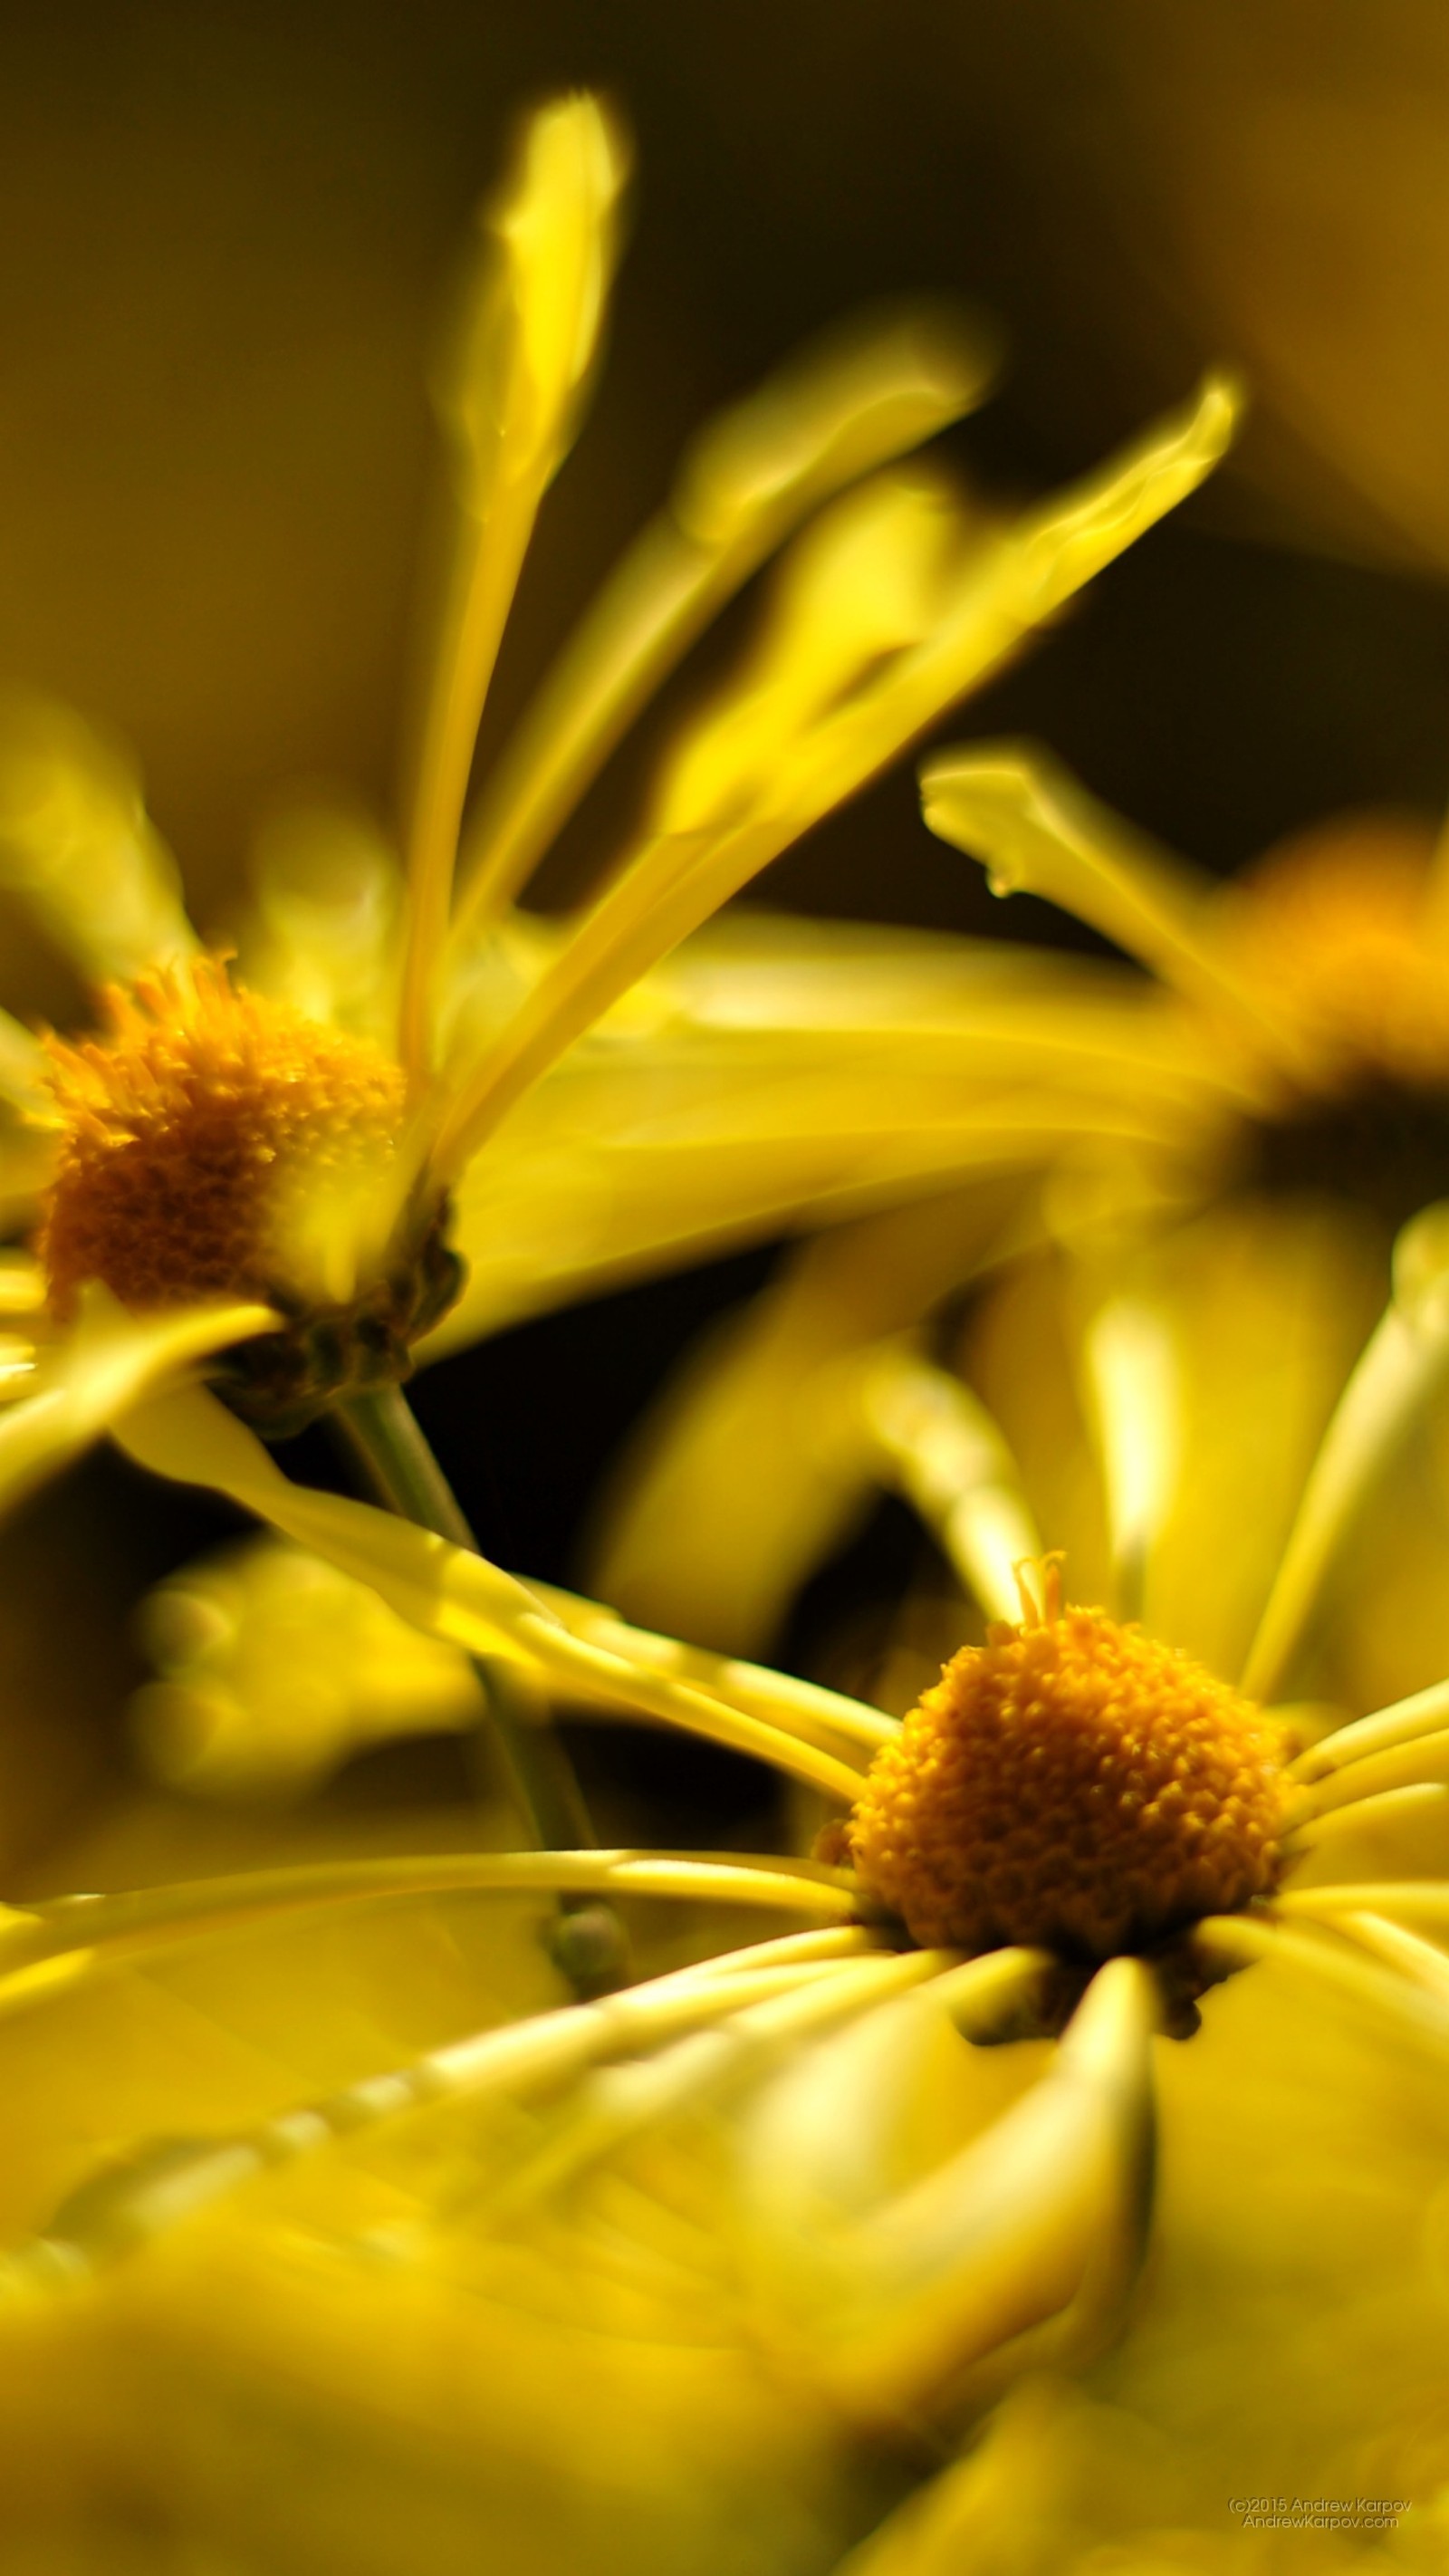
[846,1569,1286,1963]
[38,957,408,1315]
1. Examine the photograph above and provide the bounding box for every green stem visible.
[335,1381,477,1549]
[333,1384,627,1995]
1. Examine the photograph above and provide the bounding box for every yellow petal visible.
[0,1292,273,1525]
[631,903,1205,1045]
[740,1956,1156,2424]
[0,1120,56,1239]
[450,300,997,939]
[110,1384,870,1803]
[1285,1782,1449,1891]
[492,1950,942,2221]
[655,469,963,841]
[0,691,196,982]
[427,376,1238,1181]
[0,1252,45,1317]
[1291,1671,1449,1788]
[589,1189,1028,1656]
[0,1014,50,1121]
[127,1529,889,1805]
[0,2155,868,2573]
[830,2379,1096,2576]
[968,1196,1384,1680]
[437,1026,1199,1349]
[240,793,403,1043]
[531,1579,897,1759]
[1080,1296,1182,1620]
[429,911,1221,1357]
[853,1923,1449,2562]
[919,735,1304,1078]
[856,1344,1043,1625]
[1243,1201,1449,1700]
[398,94,629,1078]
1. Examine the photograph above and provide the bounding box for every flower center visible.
[1234,816,1449,1091]
[1232,819,1449,1229]
[38,959,463,1428]
[845,1569,1286,1968]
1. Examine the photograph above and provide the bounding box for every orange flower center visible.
[39,958,408,1314]
[1233,815,1449,1093]
[37,959,462,1430]
[847,1577,1286,1965]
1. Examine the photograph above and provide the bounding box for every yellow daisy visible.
[0,1210,1446,2568]
[590,751,1449,1673]
[0,91,1233,1519]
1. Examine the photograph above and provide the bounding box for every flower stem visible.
[332,1382,628,1995]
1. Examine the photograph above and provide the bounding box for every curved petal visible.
[1243,1202,1449,1699]
[738,1956,1156,2424]
[920,736,1305,1081]
[0,1293,273,1525]
[110,1384,871,1804]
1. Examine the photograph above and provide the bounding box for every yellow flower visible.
[0,91,1236,1518]
[0,1217,1446,2567]
[591,735,1449,1670]
[918,742,1449,1246]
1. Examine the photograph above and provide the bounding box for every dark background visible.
[8,0,1449,1872]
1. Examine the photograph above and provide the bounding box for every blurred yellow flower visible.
[921,739,1449,1246]
[593,735,1449,1671]
[1,1214,1448,2568]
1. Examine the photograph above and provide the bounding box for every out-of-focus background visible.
[8,0,1449,1877]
